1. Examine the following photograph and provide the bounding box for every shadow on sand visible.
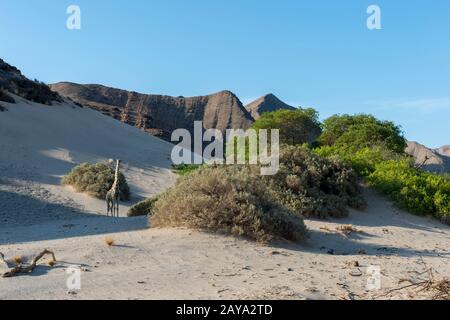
[0,190,148,245]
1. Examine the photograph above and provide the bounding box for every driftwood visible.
[0,249,56,278]
[0,252,8,268]
[375,268,450,300]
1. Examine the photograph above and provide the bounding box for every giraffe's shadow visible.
[0,190,148,245]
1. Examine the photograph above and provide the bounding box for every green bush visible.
[150,165,308,243]
[172,164,201,176]
[315,145,402,176]
[127,196,158,217]
[442,173,450,182]
[267,146,366,218]
[62,162,130,201]
[252,108,322,146]
[319,114,406,154]
[368,160,450,223]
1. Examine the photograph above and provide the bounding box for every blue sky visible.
[1,0,449,147]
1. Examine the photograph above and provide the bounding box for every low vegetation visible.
[144,109,449,242]
[172,164,201,176]
[368,160,450,223]
[148,145,366,241]
[62,162,130,201]
[313,113,449,222]
[0,90,15,103]
[0,59,62,105]
[150,165,308,243]
[127,196,159,217]
[315,145,402,176]
[267,145,366,218]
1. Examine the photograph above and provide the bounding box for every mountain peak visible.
[245,93,295,119]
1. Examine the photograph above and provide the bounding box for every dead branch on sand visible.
[336,225,363,236]
[0,249,57,278]
[320,224,363,237]
[0,252,8,268]
[376,268,450,300]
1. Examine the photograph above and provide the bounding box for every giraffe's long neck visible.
[112,161,120,191]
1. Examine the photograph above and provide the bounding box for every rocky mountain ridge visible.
[50,82,254,140]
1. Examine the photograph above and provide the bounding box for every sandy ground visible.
[0,97,177,223]
[0,99,449,300]
[0,188,448,300]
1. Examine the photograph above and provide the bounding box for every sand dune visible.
[0,96,177,221]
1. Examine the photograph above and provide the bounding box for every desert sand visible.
[0,99,449,300]
[0,97,177,222]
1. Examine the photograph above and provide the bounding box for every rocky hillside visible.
[406,141,450,173]
[245,93,296,119]
[50,82,254,140]
[0,59,61,105]
[437,145,450,158]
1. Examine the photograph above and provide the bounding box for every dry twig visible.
[1,249,57,278]
[336,225,363,236]
[375,268,449,300]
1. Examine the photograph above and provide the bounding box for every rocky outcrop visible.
[245,93,296,119]
[50,82,254,140]
[406,141,450,173]
[437,145,450,158]
[0,90,15,103]
[0,59,61,105]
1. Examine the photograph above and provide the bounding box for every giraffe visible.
[106,159,121,217]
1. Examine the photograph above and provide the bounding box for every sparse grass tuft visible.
[13,255,22,264]
[105,237,115,246]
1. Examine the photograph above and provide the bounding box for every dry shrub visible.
[150,165,308,243]
[105,237,115,246]
[267,146,366,218]
[62,162,130,201]
[146,146,366,242]
[13,256,22,264]
[0,90,15,103]
[127,196,159,217]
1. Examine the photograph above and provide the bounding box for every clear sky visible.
[1,0,449,147]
